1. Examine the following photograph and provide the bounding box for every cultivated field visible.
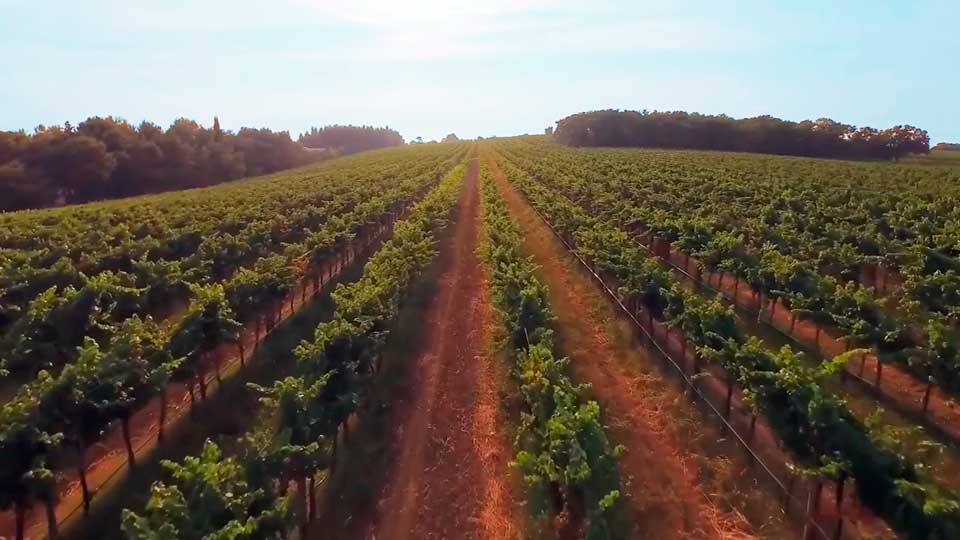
[2,138,959,540]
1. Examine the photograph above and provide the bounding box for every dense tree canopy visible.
[0,117,324,212]
[554,110,930,161]
[298,125,403,155]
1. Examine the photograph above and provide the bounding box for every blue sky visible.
[1,0,957,143]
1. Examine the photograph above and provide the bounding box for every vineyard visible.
[0,143,466,540]
[1,137,959,540]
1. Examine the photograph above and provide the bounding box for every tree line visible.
[553,110,930,161]
[0,116,328,212]
[298,125,404,155]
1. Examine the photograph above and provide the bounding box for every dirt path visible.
[0,218,392,540]
[340,159,520,540]
[484,154,766,540]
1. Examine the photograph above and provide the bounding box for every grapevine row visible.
[497,138,960,407]
[0,146,462,378]
[478,163,621,537]
[492,149,960,540]
[524,137,960,317]
[120,159,469,540]
[0,147,465,540]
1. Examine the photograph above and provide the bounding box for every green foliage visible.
[121,441,292,540]
[123,156,470,540]
[493,137,960,539]
[0,143,469,535]
[169,283,241,381]
[0,371,62,514]
[478,164,622,536]
[496,136,960,397]
[0,270,143,374]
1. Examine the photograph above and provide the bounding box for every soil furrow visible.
[344,159,520,540]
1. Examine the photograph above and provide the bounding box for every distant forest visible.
[933,142,960,151]
[554,110,930,161]
[299,125,404,154]
[0,119,407,212]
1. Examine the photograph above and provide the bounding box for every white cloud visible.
[287,0,581,60]
[238,1,763,62]
[12,0,763,62]
[295,0,565,26]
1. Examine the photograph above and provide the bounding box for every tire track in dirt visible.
[359,159,521,540]
[484,153,758,540]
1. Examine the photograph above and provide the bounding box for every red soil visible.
[0,219,395,540]
[338,160,521,540]
[486,155,761,540]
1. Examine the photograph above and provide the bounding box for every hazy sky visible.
[2,0,957,143]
